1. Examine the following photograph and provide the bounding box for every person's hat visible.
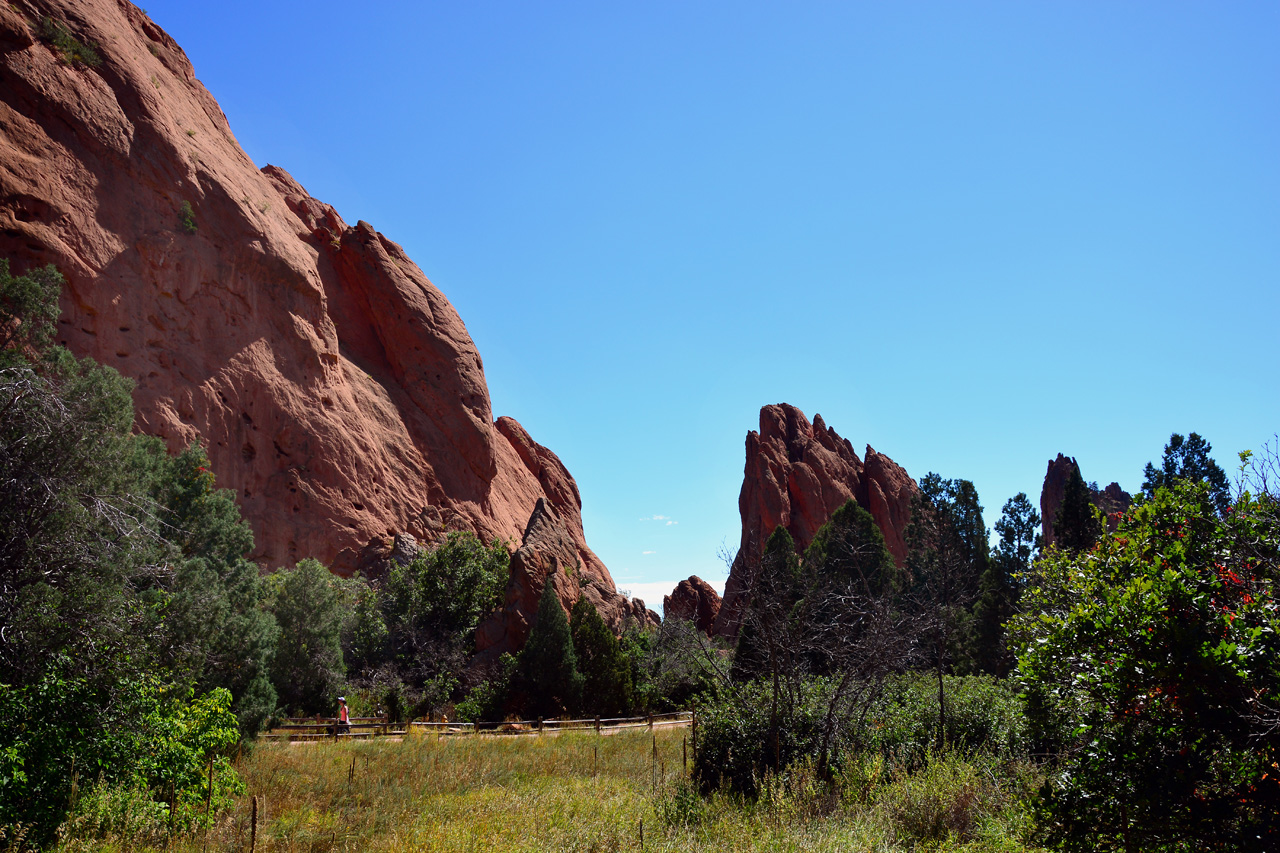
[338,696,346,702]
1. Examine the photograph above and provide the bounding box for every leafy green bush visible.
[1011,480,1280,851]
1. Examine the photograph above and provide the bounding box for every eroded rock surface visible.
[0,0,637,639]
[714,404,918,636]
[663,576,722,636]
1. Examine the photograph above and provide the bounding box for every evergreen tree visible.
[1142,431,1230,516]
[0,259,61,366]
[266,558,346,714]
[971,492,1040,675]
[515,583,584,717]
[570,597,633,716]
[1054,463,1100,552]
[158,443,279,735]
[906,474,990,746]
[730,525,801,682]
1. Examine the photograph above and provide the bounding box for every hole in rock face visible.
[241,411,254,425]
[119,326,130,332]
[115,351,128,358]
[241,443,256,462]
[321,396,334,408]
[353,502,365,511]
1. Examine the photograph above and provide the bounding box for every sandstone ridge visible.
[714,404,918,636]
[0,0,645,636]
[1039,454,1132,547]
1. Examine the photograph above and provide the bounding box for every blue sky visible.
[143,1,1279,608]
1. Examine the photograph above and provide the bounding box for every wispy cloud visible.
[642,550,656,555]
[666,520,678,526]
[640,514,678,524]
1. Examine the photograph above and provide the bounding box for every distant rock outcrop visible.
[663,576,722,635]
[0,0,638,641]
[1039,454,1133,547]
[713,404,918,637]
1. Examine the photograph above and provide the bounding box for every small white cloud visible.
[642,550,656,555]
[640,514,674,522]
[665,520,678,526]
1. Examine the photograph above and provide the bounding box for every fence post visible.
[595,715,600,734]
[249,795,259,853]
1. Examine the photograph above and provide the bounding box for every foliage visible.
[513,583,583,718]
[0,260,62,366]
[865,673,1030,769]
[639,618,726,713]
[378,531,508,695]
[157,443,278,735]
[693,678,832,795]
[38,17,101,67]
[264,558,346,715]
[1010,480,1280,852]
[972,493,1041,676]
[454,653,517,724]
[1052,463,1099,553]
[570,598,634,716]
[177,200,197,234]
[1141,431,1230,516]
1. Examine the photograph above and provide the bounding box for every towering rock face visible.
[0,0,639,636]
[1039,454,1133,547]
[713,404,918,636]
[663,576,722,636]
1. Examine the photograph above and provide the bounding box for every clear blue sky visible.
[144,0,1279,607]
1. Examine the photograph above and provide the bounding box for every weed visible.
[185,129,195,138]
[257,201,271,213]
[39,17,101,68]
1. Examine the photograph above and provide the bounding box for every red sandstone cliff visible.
[1039,454,1132,547]
[713,404,918,636]
[0,0,646,638]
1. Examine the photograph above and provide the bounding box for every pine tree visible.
[1142,432,1230,516]
[1054,463,1100,553]
[516,582,584,718]
[570,597,632,716]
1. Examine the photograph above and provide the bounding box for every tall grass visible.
[53,727,1045,852]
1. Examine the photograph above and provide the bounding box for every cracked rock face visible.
[714,404,918,637]
[0,0,641,641]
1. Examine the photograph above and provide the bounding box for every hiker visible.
[337,696,351,734]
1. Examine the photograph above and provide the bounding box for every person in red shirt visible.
[337,696,350,734]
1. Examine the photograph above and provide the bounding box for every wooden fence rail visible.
[262,711,693,742]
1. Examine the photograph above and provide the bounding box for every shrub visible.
[178,200,197,234]
[864,673,1029,769]
[38,17,101,68]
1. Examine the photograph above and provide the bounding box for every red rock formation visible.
[0,0,638,638]
[663,576,722,636]
[713,404,918,636]
[1039,454,1133,547]
[475,498,659,657]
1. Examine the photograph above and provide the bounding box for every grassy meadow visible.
[53,725,1045,853]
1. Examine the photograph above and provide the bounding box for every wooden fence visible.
[262,710,693,742]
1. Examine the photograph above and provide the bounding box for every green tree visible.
[157,443,278,735]
[265,558,346,714]
[906,474,990,746]
[0,259,61,366]
[379,531,508,692]
[1142,431,1230,516]
[1053,462,1100,553]
[570,597,633,716]
[514,583,583,718]
[1011,480,1280,851]
[971,492,1040,676]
